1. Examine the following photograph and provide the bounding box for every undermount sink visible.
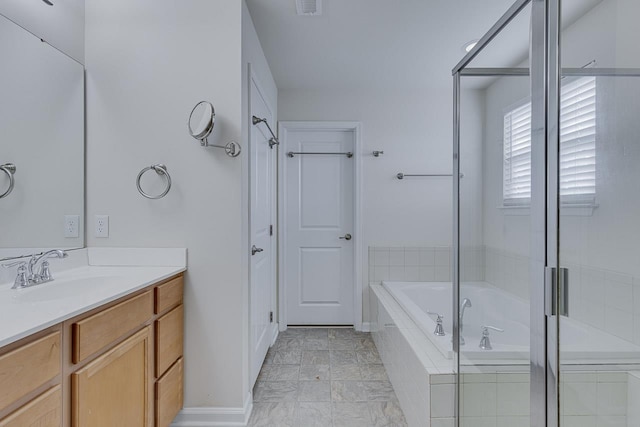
[12,276,122,303]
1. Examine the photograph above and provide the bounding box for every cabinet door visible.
[0,386,61,427]
[156,358,183,427]
[71,327,151,427]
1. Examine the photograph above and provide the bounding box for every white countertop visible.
[0,248,186,348]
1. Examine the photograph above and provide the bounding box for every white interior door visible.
[284,128,355,325]
[249,75,276,386]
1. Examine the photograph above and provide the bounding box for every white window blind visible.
[503,102,532,203]
[503,76,596,205]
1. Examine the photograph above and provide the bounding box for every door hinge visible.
[270,225,273,236]
[269,311,274,323]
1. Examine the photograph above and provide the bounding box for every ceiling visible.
[246,0,603,91]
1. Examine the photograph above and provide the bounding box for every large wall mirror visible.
[0,15,84,259]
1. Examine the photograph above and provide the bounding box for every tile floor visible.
[248,327,408,427]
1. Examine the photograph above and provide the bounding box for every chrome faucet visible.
[459,298,472,345]
[478,325,504,350]
[2,250,68,289]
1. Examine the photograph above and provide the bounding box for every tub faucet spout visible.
[459,298,472,345]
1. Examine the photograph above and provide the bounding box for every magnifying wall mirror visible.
[188,101,241,157]
[188,101,215,142]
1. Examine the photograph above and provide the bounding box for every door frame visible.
[277,121,363,331]
[247,64,279,369]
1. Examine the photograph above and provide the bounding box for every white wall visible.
[85,0,249,413]
[279,88,484,323]
[0,0,84,63]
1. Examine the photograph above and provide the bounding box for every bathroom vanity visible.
[0,270,184,427]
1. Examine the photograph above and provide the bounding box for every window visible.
[503,76,597,206]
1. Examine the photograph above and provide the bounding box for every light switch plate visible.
[95,215,109,238]
[64,215,80,238]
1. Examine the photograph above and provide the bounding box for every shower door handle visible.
[339,234,352,241]
[545,267,569,317]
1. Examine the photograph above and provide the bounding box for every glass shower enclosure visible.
[452,0,640,425]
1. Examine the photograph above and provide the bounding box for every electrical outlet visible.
[64,215,80,238]
[95,215,109,238]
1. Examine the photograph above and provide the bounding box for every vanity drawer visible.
[155,358,183,427]
[155,276,183,314]
[0,332,60,412]
[0,386,61,427]
[155,305,184,377]
[72,290,153,364]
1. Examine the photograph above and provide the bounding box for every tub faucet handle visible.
[427,311,445,336]
[479,325,504,350]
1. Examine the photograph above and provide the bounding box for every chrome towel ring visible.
[136,164,171,199]
[0,163,16,199]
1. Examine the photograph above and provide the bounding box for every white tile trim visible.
[171,393,253,427]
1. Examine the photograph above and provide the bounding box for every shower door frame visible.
[451,0,561,426]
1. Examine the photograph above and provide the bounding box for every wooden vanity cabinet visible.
[0,329,62,427]
[0,273,184,427]
[72,327,152,427]
[153,276,184,427]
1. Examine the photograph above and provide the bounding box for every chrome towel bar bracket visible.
[0,163,16,199]
[136,164,172,199]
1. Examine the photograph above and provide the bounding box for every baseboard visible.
[360,322,371,333]
[171,393,253,427]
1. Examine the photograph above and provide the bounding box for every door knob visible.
[251,245,264,255]
[339,234,352,241]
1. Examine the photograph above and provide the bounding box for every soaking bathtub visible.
[383,281,640,364]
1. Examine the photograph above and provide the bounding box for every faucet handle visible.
[481,325,504,334]
[38,260,52,282]
[2,261,28,289]
[427,310,444,321]
[427,311,446,336]
[2,260,27,269]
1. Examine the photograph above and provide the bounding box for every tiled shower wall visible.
[368,246,485,284]
[368,247,453,283]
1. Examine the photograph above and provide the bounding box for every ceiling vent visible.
[296,0,322,16]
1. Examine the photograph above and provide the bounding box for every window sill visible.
[498,203,598,217]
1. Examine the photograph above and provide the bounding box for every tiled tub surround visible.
[369,247,454,283]
[368,246,483,298]
[370,282,455,426]
[458,369,638,427]
[483,245,640,348]
[371,245,640,349]
[385,281,640,364]
[370,283,640,426]
[249,328,407,427]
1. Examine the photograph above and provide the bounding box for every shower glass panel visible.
[558,0,640,425]
[455,2,539,425]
